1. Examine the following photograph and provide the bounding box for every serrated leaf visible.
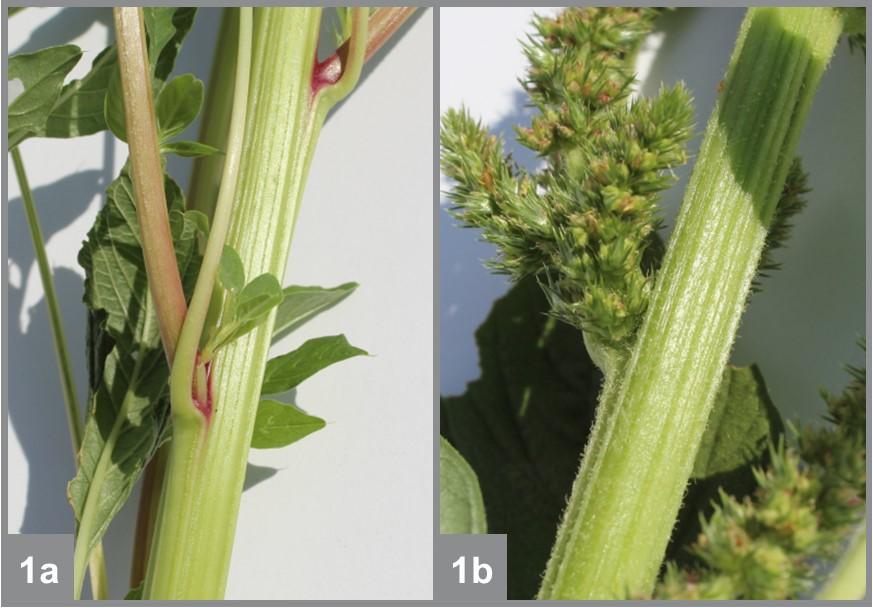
[8,44,82,148]
[251,400,326,449]
[272,282,358,343]
[666,364,784,563]
[45,46,117,139]
[71,165,201,575]
[262,335,368,395]
[440,437,487,534]
[219,245,245,293]
[236,274,283,323]
[143,7,197,81]
[155,74,203,140]
[160,140,222,157]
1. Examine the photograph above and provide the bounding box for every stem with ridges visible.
[143,7,367,598]
[11,148,109,600]
[538,8,843,599]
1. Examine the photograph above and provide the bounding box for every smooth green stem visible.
[11,148,109,601]
[188,8,238,219]
[114,7,188,362]
[539,8,843,599]
[817,525,867,600]
[143,8,367,599]
[11,149,83,456]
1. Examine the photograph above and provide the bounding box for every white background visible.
[440,7,867,426]
[6,7,433,600]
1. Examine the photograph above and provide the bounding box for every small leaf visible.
[160,140,222,157]
[186,209,210,238]
[125,583,143,600]
[104,67,126,141]
[262,335,367,395]
[440,437,487,534]
[155,74,203,140]
[251,400,326,449]
[236,274,284,323]
[143,7,197,81]
[8,44,82,147]
[218,245,245,293]
[272,282,358,343]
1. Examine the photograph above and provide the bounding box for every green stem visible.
[539,8,843,599]
[11,148,109,601]
[11,149,82,457]
[817,525,867,600]
[187,8,238,219]
[144,8,366,599]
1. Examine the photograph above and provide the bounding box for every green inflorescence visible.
[441,8,694,350]
[658,363,866,600]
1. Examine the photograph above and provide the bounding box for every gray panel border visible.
[3,1,871,606]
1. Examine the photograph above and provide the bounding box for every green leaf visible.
[71,166,201,572]
[440,437,487,534]
[160,140,222,157]
[143,7,197,81]
[272,282,358,343]
[8,44,82,148]
[218,245,246,293]
[44,46,117,139]
[103,68,126,142]
[155,74,203,140]
[440,277,602,599]
[125,582,143,600]
[251,400,326,449]
[262,335,368,395]
[666,364,784,564]
[236,274,283,323]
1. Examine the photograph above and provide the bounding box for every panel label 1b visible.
[436,534,507,601]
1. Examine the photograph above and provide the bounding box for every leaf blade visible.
[262,335,367,395]
[271,282,358,343]
[440,437,487,534]
[251,400,326,449]
[8,44,82,147]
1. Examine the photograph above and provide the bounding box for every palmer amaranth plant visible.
[9,6,415,600]
[440,7,866,600]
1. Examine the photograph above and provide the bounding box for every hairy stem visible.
[539,8,843,599]
[114,7,187,362]
[11,148,109,600]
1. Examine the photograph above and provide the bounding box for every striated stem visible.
[114,7,187,362]
[539,8,843,599]
[143,8,367,599]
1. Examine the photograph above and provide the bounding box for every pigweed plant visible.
[8,6,415,600]
[440,7,867,600]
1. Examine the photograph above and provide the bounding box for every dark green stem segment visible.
[11,148,83,450]
[539,8,843,599]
